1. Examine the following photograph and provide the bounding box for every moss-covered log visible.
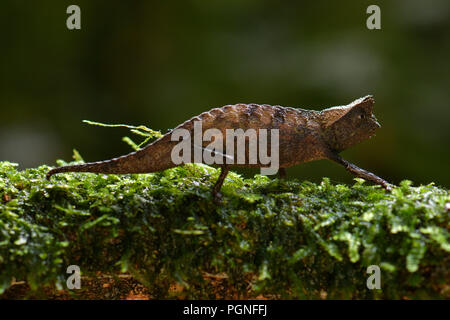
[0,159,448,299]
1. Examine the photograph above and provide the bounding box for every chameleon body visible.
[47,96,391,199]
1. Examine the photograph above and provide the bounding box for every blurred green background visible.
[1,0,449,187]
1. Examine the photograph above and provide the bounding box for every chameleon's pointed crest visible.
[352,95,374,112]
[320,105,352,128]
[320,95,374,128]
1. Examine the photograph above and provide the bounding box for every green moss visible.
[0,124,449,299]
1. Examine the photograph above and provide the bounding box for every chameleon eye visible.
[358,114,365,120]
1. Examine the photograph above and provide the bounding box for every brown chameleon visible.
[47,96,391,199]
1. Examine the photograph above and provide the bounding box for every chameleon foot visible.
[328,153,392,191]
[212,165,229,204]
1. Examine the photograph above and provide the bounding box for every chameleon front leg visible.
[327,153,392,191]
[212,165,229,202]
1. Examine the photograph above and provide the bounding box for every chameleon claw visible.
[213,192,223,204]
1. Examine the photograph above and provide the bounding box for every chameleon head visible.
[320,95,381,153]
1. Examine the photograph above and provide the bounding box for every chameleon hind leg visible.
[212,165,229,203]
[327,153,392,191]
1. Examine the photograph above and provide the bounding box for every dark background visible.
[1,0,449,187]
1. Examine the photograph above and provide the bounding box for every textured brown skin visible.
[47,96,391,199]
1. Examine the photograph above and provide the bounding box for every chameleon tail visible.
[46,135,179,180]
[46,149,147,180]
[46,161,110,180]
